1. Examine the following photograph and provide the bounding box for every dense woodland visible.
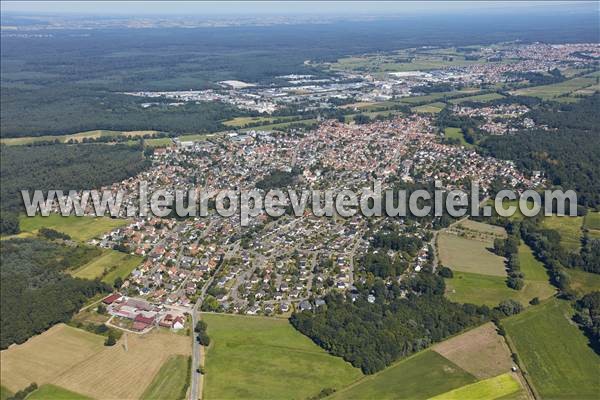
[573,291,600,353]
[0,144,149,234]
[2,11,597,137]
[0,238,110,349]
[481,94,600,208]
[291,273,521,374]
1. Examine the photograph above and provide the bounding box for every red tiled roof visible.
[102,293,121,304]
[134,314,155,325]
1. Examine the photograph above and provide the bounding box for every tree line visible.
[290,271,522,374]
[0,143,149,234]
[0,238,111,349]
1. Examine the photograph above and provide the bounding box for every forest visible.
[290,273,522,374]
[481,94,600,208]
[0,143,149,234]
[0,238,110,349]
[2,9,597,137]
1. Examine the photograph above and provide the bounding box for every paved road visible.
[189,245,234,400]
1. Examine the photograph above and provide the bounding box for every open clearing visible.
[438,221,507,277]
[429,373,523,400]
[443,127,472,147]
[329,350,476,400]
[566,268,600,296]
[19,215,128,242]
[432,322,513,379]
[0,324,104,392]
[449,92,505,104]
[141,355,190,400]
[445,271,555,307]
[584,212,600,238]
[1,323,191,400]
[517,244,550,282]
[504,299,600,399]
[541,215,583,252]
[0,130,160,146]
[71,249,142,284]
[412,102,446,114]
[28,384,91,400]
[202,313,361,400]
[511,75,597,99]
[223,116,297,127]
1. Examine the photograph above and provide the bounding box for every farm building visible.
[159,314,186,330]
[132,314,155,331]
[102,293,122,305]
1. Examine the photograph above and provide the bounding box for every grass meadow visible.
[584,212,600,239]
[437,232,506,277]
[19,214,128,242]
[511,76,597,99]
[412,102,446,114]
[429,373,523,400]
[202,313,361,400]
[517,244,550,282]
[504,299,600,399]
[566,268,600,296]
[27,384,91,400]
[445,271,555,307]
[449,92,505,104]
[0,130,159,146]
[70,249,142,284]
[141,355,190,400]
[541,215,584,252]
[329,350,475,400]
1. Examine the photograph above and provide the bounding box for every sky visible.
[1,1,592,16]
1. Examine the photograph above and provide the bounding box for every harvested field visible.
[1,324,191,400]
[0,324,104,392]
[54,330,191,400]
[432,323,513,379]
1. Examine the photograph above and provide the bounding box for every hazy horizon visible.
[1,1,595,17]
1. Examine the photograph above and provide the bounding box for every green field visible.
[512,76,597,99]
[584,212,600,239]
[241,118,317,132]
[144,137,174,148]
[443,127,472,147]
[329,350,476,400]
[141,355,190,400]
[223,116,297,127]
[449,93,505,104]
[438,232,506,277]
[71,249,142,283]
[27,384,91,400]
[412,102,446,114]
[504,299,600,399]
[202,313,362,400]
[0,130,159,146]
[541,215,583,251]
[566,268,600,296]
[331,52,487,74]
[0,386,12,400]
[429,373,522,400]
[517,244,549,282]
[19,214,128,242]
[445,271,555,307]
